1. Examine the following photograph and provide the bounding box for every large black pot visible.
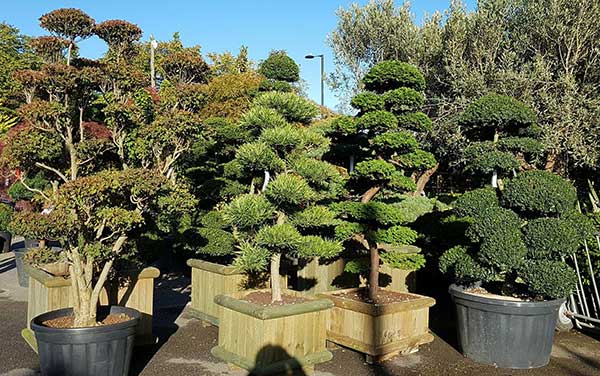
[31,306,140,376]
[0,230,12,252]
[13,247,29,287]
[449,284,563,369]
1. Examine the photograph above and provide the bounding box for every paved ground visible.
[1,251,600,376]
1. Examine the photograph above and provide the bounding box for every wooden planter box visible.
[318,288,435,363]
[360,265,417,293]
[294,257,346,295]
[187,258,286,326]
[211,289,333,375]
[21,264,159,352]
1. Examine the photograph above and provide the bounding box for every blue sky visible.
[2,1,474,109]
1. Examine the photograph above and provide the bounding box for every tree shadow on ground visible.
[249,345,307,376]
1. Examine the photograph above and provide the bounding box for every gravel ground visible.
[1,252,599,376]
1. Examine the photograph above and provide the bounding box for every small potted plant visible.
[318,60,437,363]
[209,93,343,373]
[0,202,13,252]
[440,170,593,369]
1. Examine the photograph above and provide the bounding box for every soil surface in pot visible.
[332,287,418,305]
[241,291,308,307]
[464,287,526,302]
[42,313,133,328]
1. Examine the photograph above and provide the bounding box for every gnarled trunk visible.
[368,241,380,301]
[270,253,282,303]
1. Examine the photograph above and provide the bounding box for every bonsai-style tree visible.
[39,8,95,65]
[204,91,343,302]
[332,60,437,301]
[258,50,299,93]
[10,168,191,326]
[458,94,542,187]
[440,170,593,300]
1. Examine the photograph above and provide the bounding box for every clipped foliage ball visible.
[519,260,577,299]
[259,78,294,93]
[265,174,315,207]
[363,61,425,93]
[196,227,235,256]
[465,206,521,242]
[259,124,305,154]
[388,174,418,192]
[200,210,228,229]
[334,221,366,241]
[502,170,577,216]
[297,236,343,259]
[463,142,520,174]
[258,51,300,82]
[355,110,397,132]
[381,251,425,270]
[332,201,413,226]
[239,106,288,131]
[522,218,581,259]
[392,149,437,170]
[498,137,545,155]
[382,87,424,114]
[291,205,338,229]
[353,159,397,182]
[256,223,302,252]
[371,131,418,154]
[350,92,384,113]
[396,112,433,132]
[329,115,358,135]
[478,231,527,270]
[453,187,499,218]
[459,94,536,133]
[253,92,319,124]
[235,141,286,173]
[223,194,275,230]
[372,225,418,246]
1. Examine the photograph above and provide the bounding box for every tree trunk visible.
[368,242,380,301]
[66,127,78,180]
[545,152,556,172]
[414,163,439,196]
[270,253,282,303]
[67,42,73,66]
[79,107,85,142]
[361,186,381,203]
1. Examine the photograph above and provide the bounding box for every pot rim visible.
[31,306,140,335]
[449,284,564,308]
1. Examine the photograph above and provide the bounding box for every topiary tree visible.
[0,203,13,231]
[10,168,192,326]
[458,94,541,188]
[440,170,594,300]
[200,91,344,303]
[330,60,437,301]
[258,50,299,93]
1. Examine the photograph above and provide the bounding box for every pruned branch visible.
[35,162,69,183]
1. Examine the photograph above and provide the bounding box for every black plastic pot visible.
[13,247,29,287]
[449,284,563,369]
[0,231,12,252]
[31,306,140,376]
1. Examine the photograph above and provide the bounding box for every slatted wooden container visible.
[318,288,435,363]
[295,257,346,295]
[187,258,286,326]
[211,289,334,375]
[359,265,416,293]
[21,264,159,352]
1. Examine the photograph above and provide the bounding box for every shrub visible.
[253,92,319,124]
[371,131,418,154]
[259,78,294,93]
[363,60,425,93]
[195,227,235,256]
[258,50,299,82]
[8,174,50,201]
[382,87,424,114]
[502,170,577,217]
[353,159,397,182]
[463,143,520,174]
[392,149,437,170]
[440,171,582,300]
[350,92,384,113]
[0,203,13,231]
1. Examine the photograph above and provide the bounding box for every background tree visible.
[332,60,436,301]
[0,23,37,109]
[258,50,300,93]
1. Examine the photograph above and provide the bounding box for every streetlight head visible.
[305,54,315,59]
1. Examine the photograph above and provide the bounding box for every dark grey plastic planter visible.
[449,284,563,369]
[13,247,29,287]
[31,306,140,376]
[0,231,12,252]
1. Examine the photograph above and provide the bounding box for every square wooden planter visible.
[21,264,159,352]
[187,258,287,326]
[294,257,346,295]
[318,288,435,363]
[360,265,417,293]
[211,289,333,375]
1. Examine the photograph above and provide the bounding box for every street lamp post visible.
[150,35,158,88]
[305,54,325,111]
